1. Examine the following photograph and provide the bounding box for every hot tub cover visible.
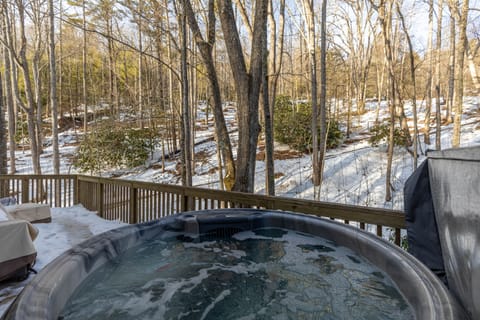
[405,146,480,320]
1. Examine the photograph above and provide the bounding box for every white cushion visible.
[0,212,8,221]
[0,204,9,221]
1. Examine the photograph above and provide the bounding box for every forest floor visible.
[2,98,480,316]
[13,97,480,211]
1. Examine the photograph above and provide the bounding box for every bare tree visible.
[3,0,42,174]
[452,0,469,147]
[178,1,192,186]
[299,0,320,188]
[82,0,88,132]
[218,0,267,192]
[182,0,235,190]
[466,39,480,93]
[435,0,443,150]
[370,0,396,201]
[0,73,6,174]
[424,0,434,145]
[0,19,16,174]
[397,4,419,168]
[446,2,456,123]
[49,0,60,173]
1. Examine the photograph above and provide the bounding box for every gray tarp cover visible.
[406,146,480,320]
[429,147,480,320]
[404,160,445,276]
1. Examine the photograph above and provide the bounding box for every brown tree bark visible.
[218,0,267,192]
[49,0,60,174]
[397,4,419,168]
[446,5,456,123]
[0,73,7,174]
[424,0,434,145]
[183,0,235,190]
[435,0,443,150]
[452,0,469,147]
[0,17,16,173]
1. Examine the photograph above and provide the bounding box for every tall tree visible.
[82,0,88,132]
[0,73,6,174]
[262,0,274,195]
[218,0,267,192]
[183,0,235,190]
[49,0,60,173]
[300,0,320,187]
[5,0,42,174]
[424,0,434,145]
[397,4,419,168]
[318,0,327,197]
[179,1,192,186]
[435,0,443,150]
[370,0,396,201]
[446,3,456,123]
[452,0,469,147]
[0,18,16,174]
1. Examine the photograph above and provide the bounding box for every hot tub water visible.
[60,228,413,320]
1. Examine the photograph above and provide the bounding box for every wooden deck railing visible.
[0,174,406,245]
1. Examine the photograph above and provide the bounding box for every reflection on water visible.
[61,228,413,320]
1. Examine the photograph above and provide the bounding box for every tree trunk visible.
[218,0,266,193]
[375,0,396,201]
[1,28,16,173]
[262,13,274,196]
[49,0,60,174]
[33,53,43,155]
[16,0,41,174]
[466,41,480,93]
[424,0,434,145]
[301,0,320,187]
[397,4,418,168]
[318,0,328,198]
[179,3,192,186]
[165,0,178,154]
[82,0,88,132]
[137,0,144,129]
[435,0,443,150]
[446,6,455,123]
[452,0,469,147]
[183,0,235,190]
[0,73,7,174]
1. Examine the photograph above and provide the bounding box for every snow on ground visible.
[12,97,480,210]
[0,205,126,316]
[1,97,479,317]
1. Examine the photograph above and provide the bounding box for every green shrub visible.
[273,96,344,152]
[73,126,157,174]
[368,123,409,147]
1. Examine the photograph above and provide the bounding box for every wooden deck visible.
[0,174,405,245]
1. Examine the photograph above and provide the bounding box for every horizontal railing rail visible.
[0,174,406,245]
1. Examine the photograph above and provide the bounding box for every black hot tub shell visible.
[2,209,467,319]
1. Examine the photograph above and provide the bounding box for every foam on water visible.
[60,228,414,319]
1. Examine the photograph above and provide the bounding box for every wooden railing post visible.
[97,182,104,218]
[21,178,29,204]
[181,190,188,212]
[73,175,79,205]
[0,177,8,198]
[130,187,138,224]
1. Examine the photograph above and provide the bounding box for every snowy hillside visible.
[11,98,480,211]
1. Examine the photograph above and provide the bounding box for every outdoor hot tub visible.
[2,209,467,319]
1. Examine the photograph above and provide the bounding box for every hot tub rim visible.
[2,209,468,320]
